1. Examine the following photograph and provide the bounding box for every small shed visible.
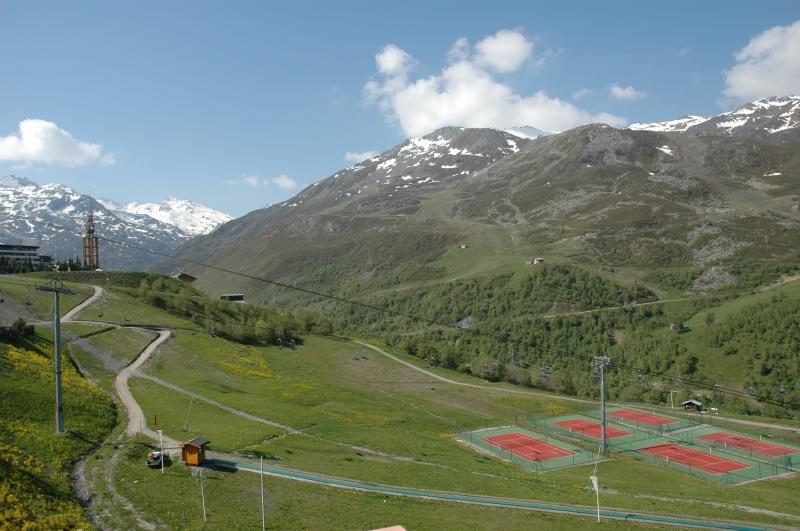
[182,437,209,466]
[525,257,545,265]
[682,399,703,412]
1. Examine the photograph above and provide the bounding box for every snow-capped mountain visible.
[284,126,530,213]
[504,126,550,139]
[98,197,231,236]
[0,176,229,269]
[629,96,800,140]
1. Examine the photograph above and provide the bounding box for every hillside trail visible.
[540,297,692,319]
[354,340,591,404]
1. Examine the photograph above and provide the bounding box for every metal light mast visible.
[593,356,611,453]
[38,279,78,433]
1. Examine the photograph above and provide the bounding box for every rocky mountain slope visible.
[629,95,800,141]
[159,98,800,299]
[0,176,230,269]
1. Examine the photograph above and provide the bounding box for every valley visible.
[2,272,800,529]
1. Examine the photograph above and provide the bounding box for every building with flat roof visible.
[0,243,52,271]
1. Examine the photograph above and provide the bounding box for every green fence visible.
[527,413,659,448]
[669,425,800,470]
[456,425,605,472]
[614,437,787,485]
[584,406,702,434]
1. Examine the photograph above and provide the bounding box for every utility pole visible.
[199,467,207,522]
[592,356,611,454]
[158,429,164,474]
[183,397,194,431]
[192,314,196,336]
[38,280,77,434]
[260,456,266,531]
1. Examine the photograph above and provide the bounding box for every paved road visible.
[215,458,766,531]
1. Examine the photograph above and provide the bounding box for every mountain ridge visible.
[0,176,230,268]
[159,97,800,299]
[629,95,800,140]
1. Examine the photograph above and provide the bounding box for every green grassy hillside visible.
[3,275,798,529]
[0,332,115,529]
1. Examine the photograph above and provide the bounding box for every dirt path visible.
[354,340,590,404]
[135,372,301,434]
[63,285,103,322]
[540,297,692,319]
[114,329,180,448]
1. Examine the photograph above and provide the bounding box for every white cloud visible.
[447,37,470,62]
[473,29,533,73]
[376,44,415,76]
[364,31,625,136]
[609,83,647,101]
[572,88,592,100]
[0,119,113,166]
[723,20,800,101]
[271,174,297,189]
[226,174,296,189]
[243,175,261,187]
[225,174,263,187]
[678,47,690,57]
[344,151,379,163]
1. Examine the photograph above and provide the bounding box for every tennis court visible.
[608,408,677,427]
[456,425,604,472]
[696,432,797,457]
[482,432,574,461]
[637,443,749,475]
[552,418,631,440]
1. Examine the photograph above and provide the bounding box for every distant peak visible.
[0,175,38,188]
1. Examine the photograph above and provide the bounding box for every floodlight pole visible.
[593,356,611,454]
[37,280,77,434]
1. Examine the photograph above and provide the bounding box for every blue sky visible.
[1,1,799,216]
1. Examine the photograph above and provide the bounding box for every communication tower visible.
[82,211,100,269]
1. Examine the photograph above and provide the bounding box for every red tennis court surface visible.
[638,443,749,474]
[482,433,574,462]
[552,418,631,439]
[608,408,677,426]
[697,432,797,457]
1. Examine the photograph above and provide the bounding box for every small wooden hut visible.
[182,437,209,466]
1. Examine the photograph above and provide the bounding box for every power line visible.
[94,236,798,411]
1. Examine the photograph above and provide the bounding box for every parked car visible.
[146,451,170,468]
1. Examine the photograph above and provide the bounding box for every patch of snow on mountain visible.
[628,115,709,132]
[716,117,749,129]
[656,145,674,156]
[503,126,549,139]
